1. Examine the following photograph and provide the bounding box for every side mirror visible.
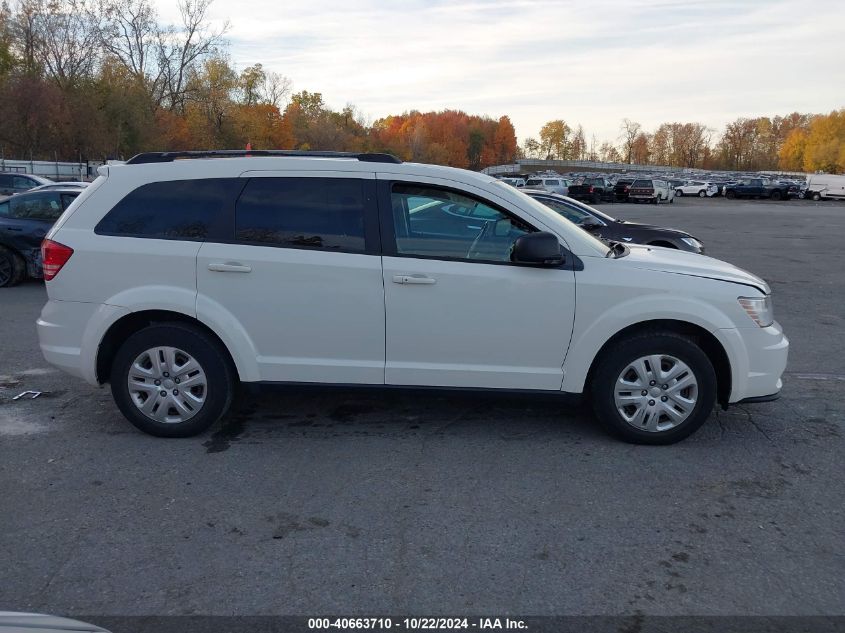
[511,232,564,266]
[578,218,602,231]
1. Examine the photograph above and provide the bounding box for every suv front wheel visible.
[590,332,716,444]
[109,323,235,437]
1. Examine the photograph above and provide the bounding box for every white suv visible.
[675,181,719,198]
[37,150,788,444]
[524,177,570,195]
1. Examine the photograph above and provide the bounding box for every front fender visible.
[561,289,738,394]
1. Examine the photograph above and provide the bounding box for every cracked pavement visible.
[1,197,843,616]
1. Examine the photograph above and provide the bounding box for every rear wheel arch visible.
[96,310,238,384]
[0,245,27,287]
[585,319,732,408]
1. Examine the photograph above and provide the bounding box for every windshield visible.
[493,182,610,256]
[557,196,617,222]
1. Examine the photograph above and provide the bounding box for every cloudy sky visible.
[154,0,844,144]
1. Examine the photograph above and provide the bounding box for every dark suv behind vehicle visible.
[0,188,81,286]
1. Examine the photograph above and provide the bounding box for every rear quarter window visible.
[95,178,243,240]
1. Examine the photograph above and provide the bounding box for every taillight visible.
[41,239,74,281]
[624,186,629,192]
[589,186,594,193]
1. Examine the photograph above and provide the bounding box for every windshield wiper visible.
[605,240,628,258]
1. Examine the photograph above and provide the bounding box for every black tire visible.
[812,192,821,201]
[590,332,717,445]
[653,196,660,205]
[770,190,782,201]
[675,190,683,197]
[592,193,601,204]
[109,323,236,437]
[698,190,706,198]
[0,246,26,288]
[725,190,736,200]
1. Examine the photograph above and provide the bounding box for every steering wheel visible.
[466,220,514,261]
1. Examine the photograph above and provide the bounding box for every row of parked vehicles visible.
[500,172,845,203]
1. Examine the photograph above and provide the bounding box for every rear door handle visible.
[5,227,22,232]
[392,274,436,285]
[208,262,252,273]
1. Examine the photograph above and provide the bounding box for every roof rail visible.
[125,150,402,165]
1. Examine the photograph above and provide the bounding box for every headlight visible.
[680,237,703,250]
[738,295,774,327]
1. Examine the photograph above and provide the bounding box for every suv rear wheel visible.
[590,332,716,444]
[109,323,235,437]
[0,247,26,288]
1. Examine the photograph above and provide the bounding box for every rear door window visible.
[12,175,35,190]
[235,177,367,252]
[9,192,64,221]
[96,178,243,240]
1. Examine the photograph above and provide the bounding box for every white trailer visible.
[0,158,102,181]
[805,173,845,201]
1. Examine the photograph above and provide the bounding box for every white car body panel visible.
[196,244,386,384]
[381,255,575,390]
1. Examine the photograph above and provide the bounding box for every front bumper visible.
[719,321,789,403]
[737,391,780,404]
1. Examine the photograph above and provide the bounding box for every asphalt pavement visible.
[1,197,843,618]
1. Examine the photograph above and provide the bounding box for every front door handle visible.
[392,274,436,285]
[208,262,252,273]
[5,227,22,232]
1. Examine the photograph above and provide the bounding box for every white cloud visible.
[153,0,845,143]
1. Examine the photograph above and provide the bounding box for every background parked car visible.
[0,187,81,287]
[613,179,634,202]
[724,178,789,200]
[629,178,673,204]
[524,190,705,253]
[675,181,719,197]
[804,173,845,201]
[567,176,614,203]
[523,176,570,194]
[0,172,54,196]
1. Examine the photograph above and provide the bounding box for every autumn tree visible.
[620,118,641,163]
[801,109,845,173]
[630,132,650,165]
[539,119,570,159]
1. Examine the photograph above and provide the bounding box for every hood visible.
[620,244,770,294]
